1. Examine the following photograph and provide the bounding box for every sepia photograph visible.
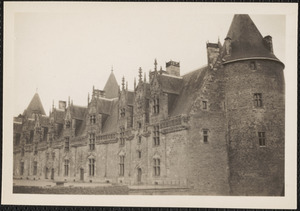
[2,2,297,209]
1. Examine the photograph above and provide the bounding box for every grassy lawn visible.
[13,185,130,195]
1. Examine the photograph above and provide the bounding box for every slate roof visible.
[157,74,183,95]
[96,98,114,115]
[101,99,119,133]
[70,105,87,120]
[23,93,46,117]
[103,71,119,99]
[53,109,65,124]
[127,91,135,106]
[169,66,208,116]
[223,14,282,64]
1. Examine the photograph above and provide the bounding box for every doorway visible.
[80,168,84,181]
[137,168,142,184]
[51,168,54,180]
[45,167,48,179]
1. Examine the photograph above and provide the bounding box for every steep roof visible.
[127,91,135,106]
[101,99,119,133]
[103,71,119,99]
[70,105,87,120]
[53,109,65,124]
[169,66,208,116]
[23,93,46,117]
[157,74,183,95]
[223,14,281,64]
[96,98,114,115]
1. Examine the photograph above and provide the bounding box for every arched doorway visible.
[137,168,142,184]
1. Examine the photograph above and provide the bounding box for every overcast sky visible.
[11,3,285,116]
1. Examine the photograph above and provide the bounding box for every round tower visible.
[222,15,285,196]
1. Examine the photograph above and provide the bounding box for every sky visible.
[11,3,286,116]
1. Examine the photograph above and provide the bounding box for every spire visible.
[23,93,46,117]
[144,72,146,82]
[68,96,70,106]
[111,65,113,72]
[126,81,128,91]
[103,70,119,99]
[52,100,54,110]
[149,70,151,81]
[122,76,125,90]
[88,93,90,105]
[160,66,163,75]
[223,14,281,63]
[138,67,142,83]
[154,59,157,72]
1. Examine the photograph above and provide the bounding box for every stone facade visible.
[13,14,285,196]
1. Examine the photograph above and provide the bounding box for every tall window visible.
[137,150,142,159]
[20,162,24,176]
[90,115,96,124]
[120,108,126,117]
[21,147,25,157]
[153,158,160,176]
[119,156,125,176]
[138,136,142,144]
[258,132,266,146]
[202,101,207,110]
[15,133,21,145]
[153,97,160,114]
[29,130,34,143]
[120,127,125,146]
[66,120,71,128]
[203,129,209,143]
[89,133,95,151]
[153,125,160,146]
[254,93,263,107]
[34,144,38,155]
[64,159,69,176]
[52,152,55,160]
[65,137,70,152]
[89,158,95,176]
[43,127,48,141]
[33,161,37,176]
[46,152,49,160]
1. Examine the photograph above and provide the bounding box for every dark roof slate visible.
[169,66,208,116]
[70,105,87,120]
[157,74,183,95]
[223,14,281,63]
[96,98,114,115]
[101,99,119,134]
[103,72,119,99]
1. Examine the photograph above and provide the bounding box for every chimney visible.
[206,42,220,68]
[58,101,67,110]
[166,60,180,76]
[263,35,273,53]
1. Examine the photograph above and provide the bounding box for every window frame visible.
[153,125,160,146]
[89,158,95,177]
[254,93,263,107]
[153,158,161,176]
[258,132,266,147]
[64,159,69,176]
[89,133,96,151]
[203,129,209,143]
[119,155,125,176]
[64,137,70,152]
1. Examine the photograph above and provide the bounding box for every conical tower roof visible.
[223,14,282,64]
[23,93,46,117]
[103,71,119,99]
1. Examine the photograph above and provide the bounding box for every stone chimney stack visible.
[206,42,220,68]
[263,35,274,53]
[166,60,180,76]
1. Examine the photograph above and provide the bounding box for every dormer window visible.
[90,115,96,124]
[254,93,263,107]
[120,108,126,118]
[66,120,71,128]
[153,97,160,114]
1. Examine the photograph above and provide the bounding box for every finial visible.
[52,100,54,110]
[122,76,125,90]
[134,77,136,89]
[126,81,128,90]
[149,70,151,80]
[138,67,142,83]
[154,59,157,72]
[160,66,163,75]
[144,72,146,82]
[71,99,73,106]
[111,65,113,72]
[88,93,90,105]
[68,96,70,106]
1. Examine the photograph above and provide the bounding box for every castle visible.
[13,15,285,196]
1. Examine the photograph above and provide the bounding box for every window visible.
[119,156,125,176]
[138,122,142,129]
[89,133,95,151]
[52,152,55,160]
[34,144,38,155]
[138,136,142,144]
[203,129,209,143]
[64,159,69,176]
[33,161,37,176]
[120,108,126,117]
[66,120,71,128]
[153,97,160,114]
[250,61,257,70]
[29,130,34,143]
[89,158,95,176]
[137,150,142,159]
[15,133,21,145]
[202,101,207,110]
[153,125,160,146]
[120,127,125,146]
[65,137,70,152]
[20,162,24,176]
[258,132,266,146]
[254,93,263,107]
[153,158,160,176]
[21,147,25,157]
[43,127,48,141]
[90,115,96,124]
[46,152,49,160]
